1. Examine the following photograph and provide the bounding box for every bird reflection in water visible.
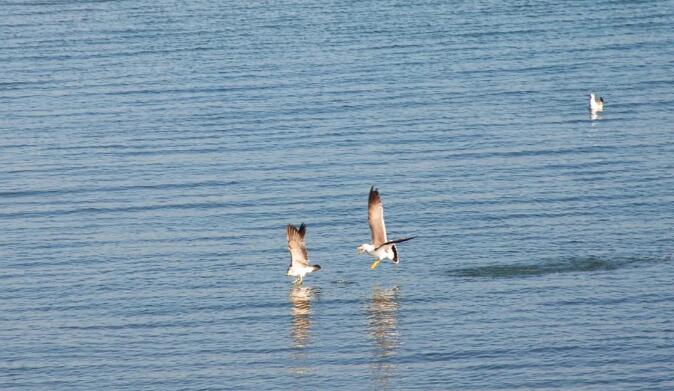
[288,286,317,375]
[366,286,400,389]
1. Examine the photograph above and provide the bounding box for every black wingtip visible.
[392,236,415,244]
[369,186,380,203]
[312,265,321,272]
[375,236,415,250]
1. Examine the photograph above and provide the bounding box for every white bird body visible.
[589,93,604,112]
[358,243,396,263]
[287,264,318,280]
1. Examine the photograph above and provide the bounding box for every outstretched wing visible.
[287,223,309,268]
[368,186,388,247]
[375,236,415,251]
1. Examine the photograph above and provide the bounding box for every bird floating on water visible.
[589,93,604,113]
[286,223,321,285]
[357,186,414,270]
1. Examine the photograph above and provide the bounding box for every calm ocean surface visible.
[2,1,673,390]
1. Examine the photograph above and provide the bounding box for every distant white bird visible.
[589,93,604,113]
[286,224,321,285]
[357,186,414,270]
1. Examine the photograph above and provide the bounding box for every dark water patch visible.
[448,256,667,278]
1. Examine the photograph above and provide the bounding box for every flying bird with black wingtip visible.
[286,223,321,285]
[357,186,414,270]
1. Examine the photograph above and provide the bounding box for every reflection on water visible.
[289,286,315,348]
[288,286,317,375]
[590,111,601,121]
[366,286,401,390]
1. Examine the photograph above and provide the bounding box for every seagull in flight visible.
[357,186,414,270]
[286,223,321,285]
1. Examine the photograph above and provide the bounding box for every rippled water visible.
[2,1,674,390]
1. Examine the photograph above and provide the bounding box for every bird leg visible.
[294,276,303,285]
[370,259,382,270]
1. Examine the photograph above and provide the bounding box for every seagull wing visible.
[368,186,388,247]
[287,223,309,268]
[375,236,415,251]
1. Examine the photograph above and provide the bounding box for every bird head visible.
[357,244,374,254]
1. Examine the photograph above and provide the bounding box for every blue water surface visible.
[1,1,673,390]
